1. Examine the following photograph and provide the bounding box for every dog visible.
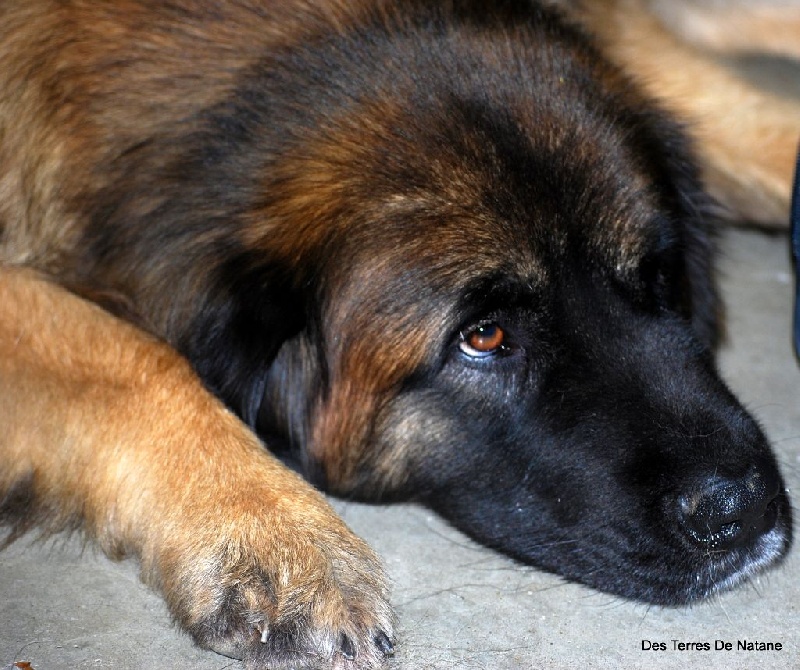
[0,1,797,669]
[559,0,800,228]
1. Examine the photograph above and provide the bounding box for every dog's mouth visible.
[695,516,790,601]
[420,422,793,607]
[517,489,792,607]
[551,465,793,606]
[663,456,793,603]
[643,485,793,605]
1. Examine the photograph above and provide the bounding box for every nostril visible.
[678,464,780,550]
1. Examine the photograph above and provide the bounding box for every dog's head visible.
[173,2,791,606]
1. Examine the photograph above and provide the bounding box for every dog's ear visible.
[681,211,721,350]
[660,158,721,350]
[181,254,307,429]
[629,108,722,349]
[668,154,722,351]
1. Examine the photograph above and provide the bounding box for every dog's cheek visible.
[307,377,415,497]
[366,393,468,498]
[363,389,545,504]
[301,391,441,501]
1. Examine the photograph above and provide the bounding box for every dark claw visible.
[339,633,356,661]
[375,630,394,657]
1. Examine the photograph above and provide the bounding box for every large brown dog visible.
[0,2,798,669]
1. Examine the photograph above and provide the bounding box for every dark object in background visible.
[793,147,800,358]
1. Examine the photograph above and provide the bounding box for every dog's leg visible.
[568,0,800,226]
[647,0,800,59]
[0,266,393,669]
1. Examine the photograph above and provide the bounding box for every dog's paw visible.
[140,430,394,670]
[180,521,395,670]
[80,354,395,669]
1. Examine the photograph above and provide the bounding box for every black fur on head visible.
[67,0,789,605]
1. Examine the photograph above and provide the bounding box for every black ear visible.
[632,110,722,350]
[657,139,722,350]
[679,198,721,351]
[614,96,722,349]
[180,253,306,428]
[664,134,725,351]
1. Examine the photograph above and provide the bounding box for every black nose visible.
[678,463,781,550]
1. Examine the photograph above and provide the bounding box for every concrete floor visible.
[1,226,799,670]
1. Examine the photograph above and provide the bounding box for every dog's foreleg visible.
[0,266,393,670]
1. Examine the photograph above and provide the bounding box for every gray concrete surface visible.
[2,226,798,669]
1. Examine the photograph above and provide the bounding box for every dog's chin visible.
[583,497,793,606]
[686,523,792,603]
[431,486,792,608]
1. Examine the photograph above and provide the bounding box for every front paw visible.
[148,468,394,669]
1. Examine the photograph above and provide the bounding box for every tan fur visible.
[0,266,392,665]
[648,0,800,59]
[0,1,797,668]
[563,0,800,227]
[0,0,370,270]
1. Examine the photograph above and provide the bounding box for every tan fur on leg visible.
[566,0,800,226]
[647,0,800,59]
[0,266,393,669]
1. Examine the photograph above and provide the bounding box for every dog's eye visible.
[459,323,506,358]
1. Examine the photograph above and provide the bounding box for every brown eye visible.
[459,323,506,358]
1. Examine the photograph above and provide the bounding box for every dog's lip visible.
[620,523,792,606]
[544,487,793,606]
[677,488,792,603]
[682,497,779,550]
[695,523,792,601]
